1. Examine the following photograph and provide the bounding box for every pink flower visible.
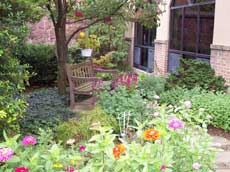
[184,100,192,108]
[192,162,201,170]
[79,145,86,152]
[0,147,14,162]
[169,118,183,130]
[15,167,29,172]
[22,136,37,145]
[65,166,75,172]
[161,165,167,171]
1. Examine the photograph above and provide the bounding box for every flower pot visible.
[81,49,93,57]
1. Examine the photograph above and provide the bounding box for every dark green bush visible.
[16,44,57,85]
[166,58,226,92]
[20,88,75,135]
[56,106,118,143]
[16,44,83,85]
[137,75,166,100]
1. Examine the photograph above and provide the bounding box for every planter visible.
[81,48,93,57]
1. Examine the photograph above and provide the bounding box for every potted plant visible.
[77,32,100,57]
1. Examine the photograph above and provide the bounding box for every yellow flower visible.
[53,163,63,168]
[71,159,75,165]
[79,32,86,39]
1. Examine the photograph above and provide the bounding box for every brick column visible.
[154,40,169,76]
[210,44,230,85]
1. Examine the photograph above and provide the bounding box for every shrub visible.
[190,92,230,131]
[98,85,147,124]
[56,107,118,143]
[16,44,84,85]
[159,87,203,105]
[137,75,166,101]
[160,87,230,131]
[166,58,226,92]
[19,88,74,135]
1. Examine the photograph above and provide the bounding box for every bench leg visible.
[69,89,75,109]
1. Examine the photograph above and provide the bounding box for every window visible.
[170,0,215,59]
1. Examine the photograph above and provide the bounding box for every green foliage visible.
[98,86,147,124]
[56,107,118,143]
[20,88,74,135]
[16,44,85,85]
[159,87,203,105]
[166,58,226,92]
[160,87,230,131]
[89,17,129,64]
[190,92,230,131]
[137,75,166,101]
[17,44,57,85]
[0,130,84,172]
[0,81,27,134]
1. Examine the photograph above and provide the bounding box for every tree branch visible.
[46,0,56,26]
[66,1,127,45]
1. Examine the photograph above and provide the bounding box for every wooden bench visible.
[66,60,118,108]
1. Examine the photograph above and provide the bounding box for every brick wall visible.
[210,44,230,85]
[154,40,169,75]
[28,16,84,45]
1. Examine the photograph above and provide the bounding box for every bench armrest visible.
[94,68,118,74]
[71,76,100,81]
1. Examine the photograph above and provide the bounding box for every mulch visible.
[208,125,230,140]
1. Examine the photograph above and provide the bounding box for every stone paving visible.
[212,136,230,172]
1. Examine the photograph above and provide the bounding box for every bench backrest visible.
[66,61,95,87]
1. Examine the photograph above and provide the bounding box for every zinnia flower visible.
[113,144,125,159]
[65,166,75,172]
[22,136,37,145]
[66,139,75,145]
[0,147,14,162]
[192,162,201,170]
[79,32,85,39]
[161,165,167,171]
[168,118,183,130]
[53,163,63,168]
[79,145,86,152]
[15,167,29,172]
[143,128,160,141]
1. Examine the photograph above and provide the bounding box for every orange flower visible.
[143,128,160,141]
[113,144,125,159]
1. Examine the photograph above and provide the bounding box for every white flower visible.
[121,132,126,138]
[215,143,222,147]
[168,104,173,109]
[207,115,212,120]
[184,100,192,109]
[66,139,75,145]
[153,112,160,117]
[199,108,205,112]
[154,95,160,100]
[192,163,201,170]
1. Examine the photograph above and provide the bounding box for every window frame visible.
[169,0,215,59]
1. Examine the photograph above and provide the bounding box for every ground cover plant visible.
[20,88,74,135]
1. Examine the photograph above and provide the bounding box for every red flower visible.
[104,17,112,23]
[15,167,29,172]
[75,11,84,17]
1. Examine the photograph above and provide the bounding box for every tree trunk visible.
[55,24,67,95]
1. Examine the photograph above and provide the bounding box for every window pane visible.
[199,4,215,54]
[170,9,182,50]
[183,6,198,52]
[173,0,189,6]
